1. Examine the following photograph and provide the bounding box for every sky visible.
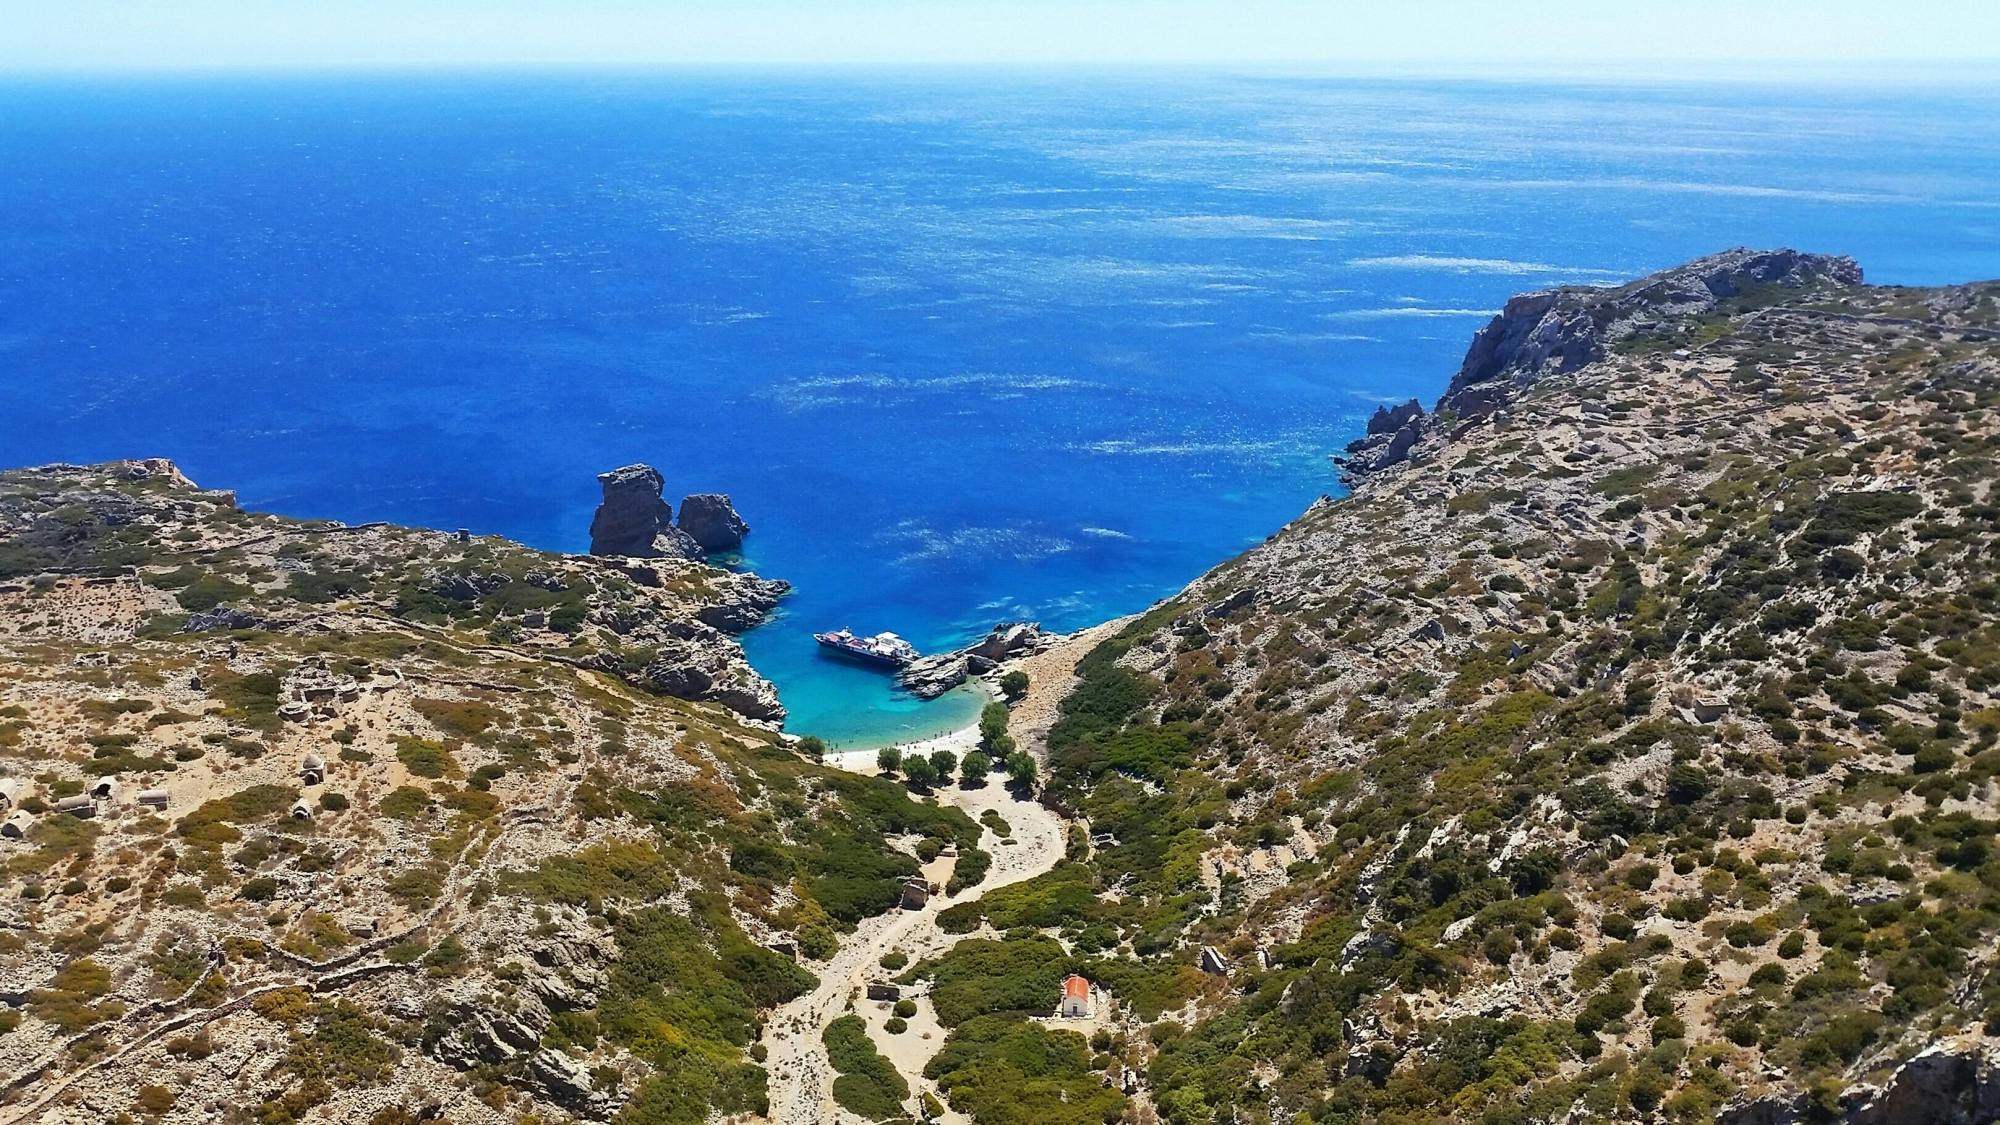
[5,0,2000,73]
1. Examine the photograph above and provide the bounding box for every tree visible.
[877,746,903,775]
[1005,751,1037,790]
[978,702,1010,750]
[797,735,827,763]
[904,757,940,789]
[960,752,991,786]
[999,670,1030,699]
[929,749,957,780]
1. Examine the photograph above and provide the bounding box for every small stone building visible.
[1198,946,1229,976]
[0,777,21,810]
[89,778,115,800]
[866,983,901,1002]
[136,789,170,809]
[301,752,326,786]
[2,810,31,838]
[899,876,930,910]
[290,799,314,820]
[56,795,96,818]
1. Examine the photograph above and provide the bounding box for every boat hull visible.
[814,638,910,669]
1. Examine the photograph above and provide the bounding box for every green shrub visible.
[823,1014,908,1119]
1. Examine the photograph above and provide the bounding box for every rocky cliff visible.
[930,251,2000,1125]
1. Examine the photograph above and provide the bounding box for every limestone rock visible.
[1439,248,1862,420]
[894,621,1051,700]
[695,575,791,632]
[641,642,786,723]
[896,653,972,700]
[523,1048,618,1119]
[1848,1042,2000,1125]
[1370,420,1422,471]
[589,464,702,559]
[678,493,751,553]
[1366,398,1424,436]
[182,606,265,633]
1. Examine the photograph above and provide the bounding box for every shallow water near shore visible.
[2,71,1997,742]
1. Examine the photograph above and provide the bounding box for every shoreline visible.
[819,681,997,774]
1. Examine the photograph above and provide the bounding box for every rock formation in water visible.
[587,463,702,559]
[677,493,751,553]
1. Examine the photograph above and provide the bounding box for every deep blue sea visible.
[3,70,1998,745]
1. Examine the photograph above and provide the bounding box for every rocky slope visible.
[901,249,2000,1125]
[0,461,993,1123]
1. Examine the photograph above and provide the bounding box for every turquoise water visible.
[2,71,1997,743]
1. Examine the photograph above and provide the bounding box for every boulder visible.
[1848,1042,2000,1125]
[523,1048,618,1119]
[678,493,751,553]
[588,465,702,560]
[1370,420,1422,471]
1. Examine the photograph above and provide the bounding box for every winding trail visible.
[762,735,1067,1125]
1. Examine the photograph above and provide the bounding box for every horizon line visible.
[5,56,2000,84]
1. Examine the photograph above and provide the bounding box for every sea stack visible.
[588,464,703,559]
[678,493,751,553]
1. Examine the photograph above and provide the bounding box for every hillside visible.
[0,462,991,1124]
[896,250,2000,1124]
[5,247,2000,1125]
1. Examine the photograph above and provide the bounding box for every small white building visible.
[1,811,31,839]
[136,789,171,809]
[0,777,23,810]
[1060,974,1091,1019]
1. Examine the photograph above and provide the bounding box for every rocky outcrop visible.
[1718,1041,2000,1125]
[1366,399,1423,436]
[1335,412,1425,478]
[181,607,268,633]
[695,574,791,632]
[1438,248,1861,421]
[639,642,786,723]
[894,621,1050,700]
[588,464,701,559]
[678,493,751,553]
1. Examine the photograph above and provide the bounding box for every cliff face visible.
[0,460,988,1123]
[985,252,2000,1124]
[1438,247,1865,420]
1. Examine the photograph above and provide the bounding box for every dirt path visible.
[761,765,1065,1124]
[761,626,1109,1125]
